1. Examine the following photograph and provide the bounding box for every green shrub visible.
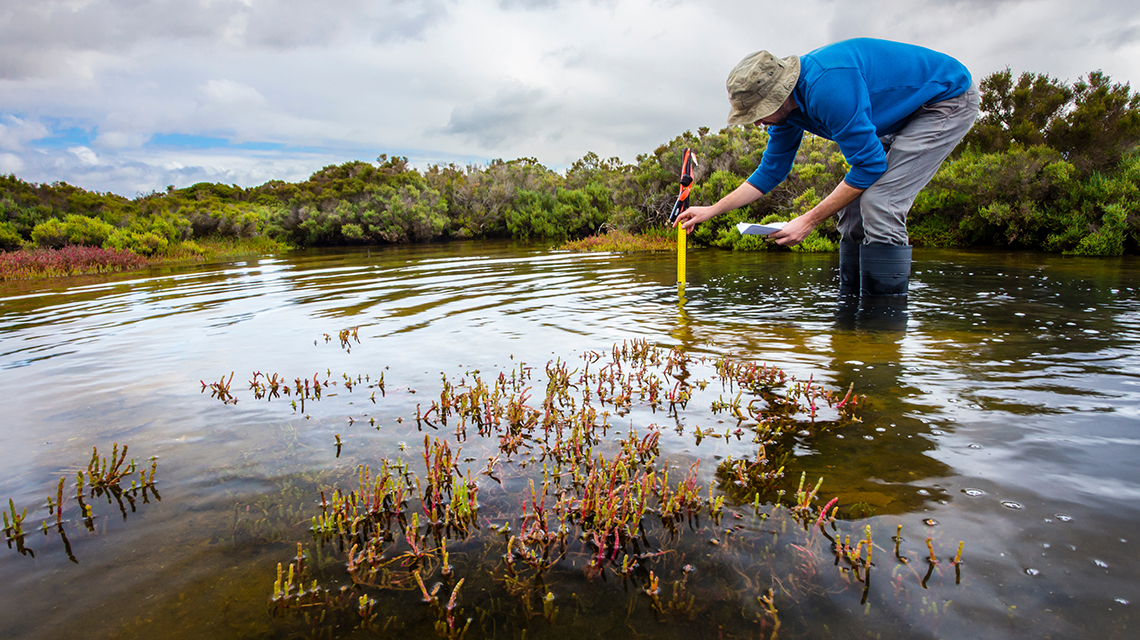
[911,146,1073,247]
[1045,166,1138,254]
[341,223,365,242]
[790,231,839,253]
[0,221,23,251]
[1068,203,1128,255]
[31,215,115,248]
[504,186,611,240]
[105,230,170,256]
[360,184,449,243]
[179,240,206,257]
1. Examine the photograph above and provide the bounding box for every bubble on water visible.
[836,434,844,439]
[864,435,874,440]
[1055,514,1072,522]
[1025,568,1040,576]
[931,429,946,436]
[962,488,985,497]
[916,489,931,496]
[1094,559,1108,568]
[923,518,938,526]
[1042,543,1051,549]
[1002,501,1024,510]
[876,427,886,432]
[968,443,983,449]
[1116,598,1130,605]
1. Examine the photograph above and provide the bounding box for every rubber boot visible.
[838,241,861,297]
[859,243,912,297]
[856,296,909,331]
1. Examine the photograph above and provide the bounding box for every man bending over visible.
[675,38,979,297]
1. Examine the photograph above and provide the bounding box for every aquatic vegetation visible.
[324,326,361,352]
[193,338,973,637]
[239,364,384,414]
[3,444,160,561]
[227,472,345,548]
[201,372,237,404]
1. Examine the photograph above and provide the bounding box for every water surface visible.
[1,242,1137,638]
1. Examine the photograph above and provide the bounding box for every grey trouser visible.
[838,84,980,245]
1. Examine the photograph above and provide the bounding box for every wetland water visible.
[1,241,1137,639]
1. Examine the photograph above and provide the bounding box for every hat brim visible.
[726,55,800,126]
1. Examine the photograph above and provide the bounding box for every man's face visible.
[753,112,788,128]
[753,96,796,128]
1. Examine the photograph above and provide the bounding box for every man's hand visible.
[673,182,765,233]
[770,181,866,246]
[675,205,719,233]
[768,214,817,246]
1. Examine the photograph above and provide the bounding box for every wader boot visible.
[859,243,911,297]
[839,241,861,297]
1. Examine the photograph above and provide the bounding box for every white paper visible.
[736,221,787,236]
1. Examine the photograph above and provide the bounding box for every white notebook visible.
[736,221,787,236]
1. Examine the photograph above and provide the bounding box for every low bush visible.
[0,221,22,251]
[561,229,675,252]
[31,215,115,249]
[105,229,170,256]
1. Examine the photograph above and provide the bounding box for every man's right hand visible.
[675,182,765,233]
[675,205,719,233]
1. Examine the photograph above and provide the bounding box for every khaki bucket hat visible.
[726,51,800,125]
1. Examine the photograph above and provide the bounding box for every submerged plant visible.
[4,444,160,561]
[194,338,967,637]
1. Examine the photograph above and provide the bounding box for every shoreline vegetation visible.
[0,236,290,280]
[2,68,1138,280]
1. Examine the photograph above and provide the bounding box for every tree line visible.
[2,68,1138,257]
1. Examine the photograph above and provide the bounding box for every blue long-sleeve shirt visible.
[746,38,972,193]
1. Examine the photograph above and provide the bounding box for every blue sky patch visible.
[148,133,232,148]
[31,124,95,149]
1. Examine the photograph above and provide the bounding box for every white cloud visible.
[0,153,25,174]
[0,116,49,152]
[68,146,100,165]
[1,0,1138,195]
[200,79,267,106]
[94,131,151,150]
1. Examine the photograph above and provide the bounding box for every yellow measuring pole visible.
[671,147,694,288]
[677,226,687,284]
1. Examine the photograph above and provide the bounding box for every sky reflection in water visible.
[1,242,1137,638]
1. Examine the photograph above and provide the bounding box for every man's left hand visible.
[769,215,817,247]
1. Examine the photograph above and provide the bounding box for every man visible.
[676,38,979,297]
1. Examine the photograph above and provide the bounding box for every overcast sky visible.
[2,0,1138,197]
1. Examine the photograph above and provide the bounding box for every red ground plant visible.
[0,245,149,280]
